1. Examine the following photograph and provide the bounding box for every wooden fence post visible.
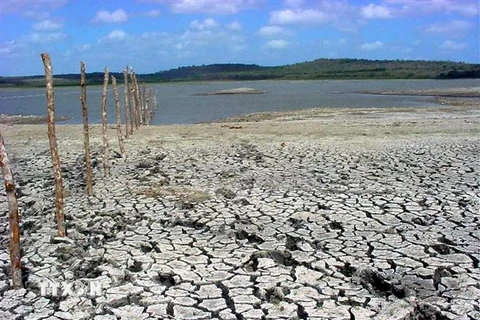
[0,131,23,288]
[80,62,93,196]
[101,68,110,176]
[129,71,138,131]
[145,87,150,125]
[40,53,66,237]
[149,87,156,124]
[123,68,130,139]
[111,76,126,158]
[133,73,142,128]
[142,82,147,125]
[137,76,143,127]
[128,67,135,135]
[153,89,157,122]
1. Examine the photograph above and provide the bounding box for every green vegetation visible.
[1,58,478,87]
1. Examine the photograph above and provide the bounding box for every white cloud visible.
[361,41,383,51]
[179,20,225,48]
[180,29,223,45]
[258,26,285,37]
[164,0,255,14]
[23,10,50,20]
[227,21,242,31]
[93,9,128,23]
[174,42,188,50]
[0,40,26,57]
[190,18,218,30]
[174,20,247,54]
[360,3,392,19]
[385,0,480,16]
[100,30,128,43]
[108,30,127,40]
[32,20,63,31]
[425,20,471,35]
[264,39,289,49]
[141,32,168,40]
[1,0,66,15]
[28,32,67,43]
[440,40,466,51]
[269,9,329,25]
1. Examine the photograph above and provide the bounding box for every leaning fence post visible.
[41,53,66,237]
[111,76,126,158]
[0,131,23,289]
[101,68,110,176]
[80,62,93,196]
[137,77,143,127]
[123,68,130,139]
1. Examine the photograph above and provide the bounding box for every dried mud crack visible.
[1,107,479,320]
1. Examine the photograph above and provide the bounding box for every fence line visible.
[4,54,158,289]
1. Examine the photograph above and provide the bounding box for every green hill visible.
[1,58,478,87]
[281,59,480,79]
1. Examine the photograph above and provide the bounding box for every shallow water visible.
[0,79,478,125]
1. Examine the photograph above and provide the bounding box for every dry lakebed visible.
[0,101,479,319]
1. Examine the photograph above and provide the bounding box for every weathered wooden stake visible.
[123,68,130,139]
[150,88,157,123]
[153,89,157,122]
[128,68,135,134]
[129,71,138,131]
[40,53,66,237]
[142,82,147,125]
[80,62,93,196]
[0,131,23,289]
[111,76,126,158]
[136,76,142,127]
[133,73,142,128]
[101,68,110,176]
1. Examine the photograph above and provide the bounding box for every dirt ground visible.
[1,104,479,155]
[0,95,479,320]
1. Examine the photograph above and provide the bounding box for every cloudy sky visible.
[1,0,479,76]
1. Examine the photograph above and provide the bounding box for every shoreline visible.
[1,85,477,125]
[357,86,480,97]
[0,104,479,319]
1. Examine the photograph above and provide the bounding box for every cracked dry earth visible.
[1,122,480,320]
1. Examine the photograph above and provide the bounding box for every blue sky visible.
[1,0,479,76]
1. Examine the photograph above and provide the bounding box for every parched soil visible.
[0,104,479,320]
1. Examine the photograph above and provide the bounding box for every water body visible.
[0,79,478,125]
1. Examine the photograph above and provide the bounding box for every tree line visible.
[1,58,479,87]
